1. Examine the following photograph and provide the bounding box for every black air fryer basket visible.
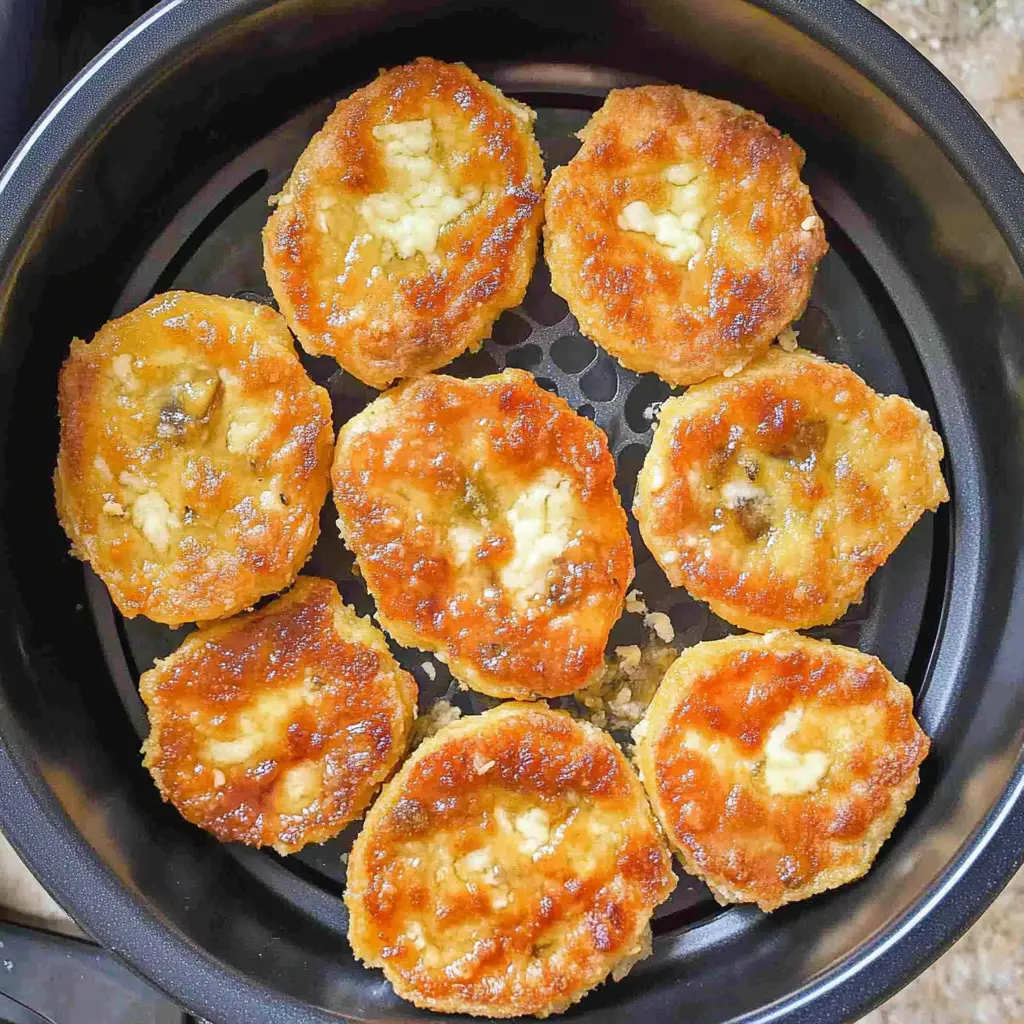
[0,2,1023,1022]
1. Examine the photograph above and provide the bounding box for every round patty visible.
[140,576,417,855]
[634,346,949,631]
[346,702,676,1017]
[263,57,544,389]
[544,85,827,385]
[55,291,333,625]
[332,370,634,699]
[635,632,929,911]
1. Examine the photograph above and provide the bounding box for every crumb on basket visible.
[777,325,799,351]
[644,610,675,643]
[643,401,663,424]
[574,641,678,732]
[411,700,462,747]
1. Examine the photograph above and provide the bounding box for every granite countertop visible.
[0,2,1022,1021]
[854,3,1024,1014]
[863,0,1024,168]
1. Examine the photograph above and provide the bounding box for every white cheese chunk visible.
[448,524,484,567]
[360,120,481,260]
[618,162,707,263]
[513,807,551,856]
[763,708,830,796]
[500,470,576,604]
[111,353,139,389]
[276,762,321,812]
[721,480,767,509]
[204,689,306,766]
[130,491,180,553]
[405,920,427,951]
[204,732,263,765]
[226,416,263,455]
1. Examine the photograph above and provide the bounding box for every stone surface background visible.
[855,5,1024,1021]
[863,0,1024,166]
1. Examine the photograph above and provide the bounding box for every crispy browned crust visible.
[54,292,333,625]
[635,346,949,631]
[544,86,827,385]
[331,370,634,699]
[636,633,929,911]
[140,576,417,854]
[346,702,676,1017]
[263,57,544,388]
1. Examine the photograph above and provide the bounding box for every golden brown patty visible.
[332,370,633,699]
[346,702,676,1017]
[55,292,333,625]
[263,57,544,389]
[635,632,929,911]
[634,347,948,632]
[140,576,417,854]
[544,86,827,385]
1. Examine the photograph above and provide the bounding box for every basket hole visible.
[625,375,673,433]
[614,443,647,507]
[449,347,500,378]
[299,351,341,389]
[551,334,596,374]
[232,289,278,310]
[535,377,559,395]
[577,403,596,421]
[521,262,569,325]
[505,344,543,370]
[490,312,532,346]
[581,356,618,402]
[327,372,378,429]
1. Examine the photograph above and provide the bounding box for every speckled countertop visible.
[863,0,1024,167]
[0,2,1022,1021]
[856,0,1024,1017]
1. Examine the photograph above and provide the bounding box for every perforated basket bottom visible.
[87,70,939,934]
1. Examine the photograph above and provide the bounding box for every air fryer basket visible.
[0,2,1023,1023]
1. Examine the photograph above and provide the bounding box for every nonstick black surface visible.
[1,3,1023,1024]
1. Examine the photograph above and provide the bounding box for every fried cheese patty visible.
[634,347,948,632]
[635,632,929,911]
[544,86,827,385]
[346,702,676,1017]
[332,370,633,699]
[140,576,417,854]
[263,57,544,389]
[55,292,333,625]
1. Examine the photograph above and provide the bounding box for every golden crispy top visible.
[544,86,827,385]
[346,703,675,1017]
[263,57,544,388]
[637,633,929,911]
[140,576,416,854]
[635,347,949,631]
[332,370,634,699]
[55,292,333,624]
